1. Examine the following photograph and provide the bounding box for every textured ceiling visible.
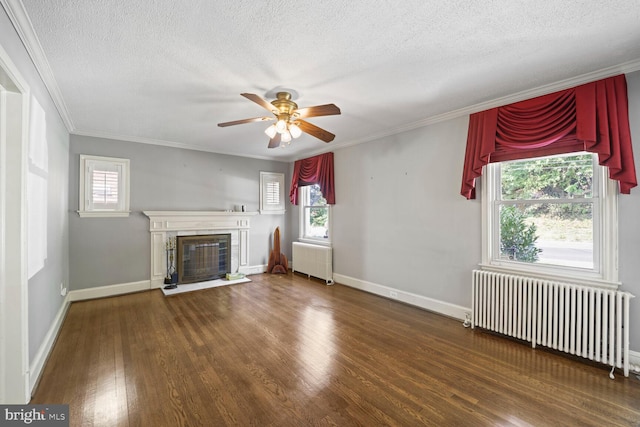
[8,0,640,161]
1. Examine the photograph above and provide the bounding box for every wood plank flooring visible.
[31,273,640,426]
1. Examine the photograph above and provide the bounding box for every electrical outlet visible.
[389,291,398,298]
[60,282,67,297]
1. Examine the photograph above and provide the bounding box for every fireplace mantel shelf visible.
[143,211,257,232]
[143,210,257,218]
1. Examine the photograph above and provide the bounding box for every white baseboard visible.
[31,280,151,391]
[333,273,470,321]
[68,280,151,302]
[27,274,640,394]
[330,275,640,374]
[629,350,640,374]
[29,269,265,393]
[29,294,71,394]
[239,264,267,275]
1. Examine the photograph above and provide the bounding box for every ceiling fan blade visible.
[268,133,282,149]
[241,93,279,115]
[217,117,273,127]
[296,119,335,143]
[294,104,341,119]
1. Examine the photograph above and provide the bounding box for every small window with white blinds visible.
[90,165,120,208]
[265,181,280,205]
[78,155,130,217]
[260,172,285,214]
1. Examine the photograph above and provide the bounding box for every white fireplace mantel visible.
[143,211,257,288]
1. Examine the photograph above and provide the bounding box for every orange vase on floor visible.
[267,227,288,274]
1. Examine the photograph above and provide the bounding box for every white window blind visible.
[260,172,285,214]
[90,165,121,208]
[79,155,130,217]
[266,181,280,205]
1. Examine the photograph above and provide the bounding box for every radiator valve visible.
[463,313,471,328]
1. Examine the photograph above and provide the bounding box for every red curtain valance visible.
[289,152,335,205]
[461,74,637,199]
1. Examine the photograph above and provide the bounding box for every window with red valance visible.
[289,152,335,205]
[460,74,637,199]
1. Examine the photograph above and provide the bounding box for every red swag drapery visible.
[289,152,336,205]
[460,74,637,199]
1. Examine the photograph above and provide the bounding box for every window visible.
[78,155,130,217]
[483,152,617,283]
[259,172,285,214]
[299,184,331,244]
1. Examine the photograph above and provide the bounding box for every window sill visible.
[77,211,130,218]
[478,263,620,290]
[259,209,285,215]
[298,238,331,247]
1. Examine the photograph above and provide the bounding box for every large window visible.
[299,184,331,244]
[78,155,130,217]
[484,152,617,283]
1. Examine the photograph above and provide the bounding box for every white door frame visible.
[0,41,30,404]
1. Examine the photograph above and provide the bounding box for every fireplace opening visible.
[177,234,231,284]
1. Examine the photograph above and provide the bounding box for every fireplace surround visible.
[143,211,256,288]
[177,234,231,284]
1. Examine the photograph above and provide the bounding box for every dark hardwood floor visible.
[31,272,640,426]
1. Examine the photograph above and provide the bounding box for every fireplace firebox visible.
[177,234,231,284]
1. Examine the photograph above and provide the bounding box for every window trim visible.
[259,171,285,215]
[481,154,619,289]
[78,154,130,218]
[298,184,332,246]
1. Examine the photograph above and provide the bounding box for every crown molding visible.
[426,58,640,122]
[331,59,640,153]
[71,57,640,163]
[71,129,293,163]
[1,0,75,131]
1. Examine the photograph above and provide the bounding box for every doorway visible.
[0,42,30,403]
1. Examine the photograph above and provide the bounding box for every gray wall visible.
[619,70,640,353]
[332,117,479,305]
[1,7,70,361]
[330,70,640,353]
[69,136,290,289]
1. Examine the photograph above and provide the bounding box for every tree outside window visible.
[494,153,597,270]
[300,184,330,243]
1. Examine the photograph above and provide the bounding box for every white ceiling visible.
[6,1,640,161]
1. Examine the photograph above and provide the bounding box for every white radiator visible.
[292,242,333,285]
[471,270,635,377]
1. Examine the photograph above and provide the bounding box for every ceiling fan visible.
[217,92,341,148]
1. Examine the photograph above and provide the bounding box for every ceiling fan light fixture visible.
[289,123,302,138]
[281,130,292,143]
[275,119,288,134]
[264,124,277,138]
[218,92,341,149]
